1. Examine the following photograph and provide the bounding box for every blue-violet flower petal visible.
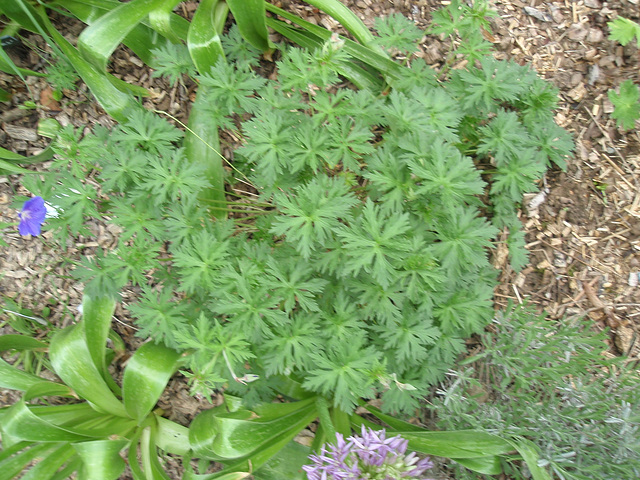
[18,196,46,236]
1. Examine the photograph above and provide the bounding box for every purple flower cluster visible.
[303,426,433,480]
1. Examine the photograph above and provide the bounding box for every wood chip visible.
[2,124,38,141]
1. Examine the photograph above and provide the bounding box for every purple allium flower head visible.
[303,426,434,480]
[18,196,46,236]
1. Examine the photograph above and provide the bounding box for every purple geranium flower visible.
[303,426,434,480]
[18,196,46,236]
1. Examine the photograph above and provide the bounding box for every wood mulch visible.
[1,0,640,478]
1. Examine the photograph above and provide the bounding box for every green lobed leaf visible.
[608,16,640,47]
[608,79,640,130]
[122,342,181,422]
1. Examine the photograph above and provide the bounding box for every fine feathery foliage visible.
[23,9,573,416]
[432,303,640,480]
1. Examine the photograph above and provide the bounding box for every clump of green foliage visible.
[23,10,572,417]
[431,303,640,480]
[45,56,79,98]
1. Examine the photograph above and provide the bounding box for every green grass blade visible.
[81,295,116,380]
[184,87,227,218]
[127,427,147,480]
[20,443,76,480]
[49,324,128,418]
[252,440,309,480]
[149,3,183,43]
[0,145,52,162]
[42,14,140,123]
[54,0,189,40]
[49,457,83,480]
[508,437,553,480]
[0,357,62,392]
[188,0,228,73]
[265,19,383,91]
[29,403,135,437]
[0,0,44,34]
[72,439,128,480]
[360,404,425,432]
[0,444,59,480]
[0,442,30,463]
[2,399,94,442]
[23,382,75,401]
[155,416,190,455]
[452,456,502,475]
[122,342,181,422]
[401,430,515,458]
[184,472,250,480]
[0,45,45,77]
[190,398,317,460]
[264,3,402,81]
[56,0,180,65]
[299,0,376,47]
[226,0,270,52]
[0,158,38,174]
[0,144,55,174]
[77,0,182,71]
[142,424,173,480]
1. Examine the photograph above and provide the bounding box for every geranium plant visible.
[1,1,574,478]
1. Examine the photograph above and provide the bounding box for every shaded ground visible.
[1,0,640,478]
